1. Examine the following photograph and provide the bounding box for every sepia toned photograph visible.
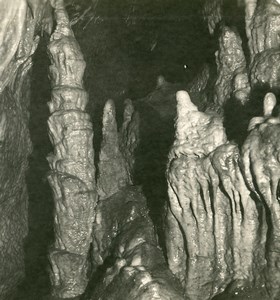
[0,1,279,299]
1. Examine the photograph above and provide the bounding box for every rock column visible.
[47,0,97,297]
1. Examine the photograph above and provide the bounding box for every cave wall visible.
[0,1,52,298]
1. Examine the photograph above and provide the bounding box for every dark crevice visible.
[13,37,54,300]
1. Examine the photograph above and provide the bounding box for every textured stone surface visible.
[242,92,280,299]
[97,99,139,199]
[90,186,184,300]
[214,26,249,106]
[203,0,223,35]
[165,91,267,300]
[47,0,97,298]
[246,0,280,60]
[0,1,51,298]
[250,48,280,89]
[245,0,280,90]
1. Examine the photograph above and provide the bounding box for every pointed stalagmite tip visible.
[176,90,198,114]
[264,93,277,117]
[104,99,116,116]
[103,99,117,131]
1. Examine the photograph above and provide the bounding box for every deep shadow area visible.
[70,0,216,256]
[224,83,280,147]
[134,103,175,253]
[13,38,54,300]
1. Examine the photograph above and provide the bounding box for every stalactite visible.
[47,0,97,297]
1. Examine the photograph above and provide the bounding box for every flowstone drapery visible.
[165,91,268,300]
[163,1,280,299]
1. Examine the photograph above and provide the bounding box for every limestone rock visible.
[214,26,249,106]
[246,0,280,60]
[242,93,280,299]
[203,0,223,35]
[97,99,139,199]
[250,48,280,90]
[165,91,266,300]
[47,1,97,297]
[90,186,184,300]
[0,1,49,298]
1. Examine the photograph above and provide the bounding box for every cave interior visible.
[1,0,280,299]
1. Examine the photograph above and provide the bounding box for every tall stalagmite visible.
[165,91,267,300]
[242,92,280,299]
[47,0,97,297]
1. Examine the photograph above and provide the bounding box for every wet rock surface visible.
[46,1,97,298]
[3,0,280,300]
[90,186,184,300]
[0,1,51,298]
[166,91,268,300]
[214,26,249,106]
[97,99,139,199]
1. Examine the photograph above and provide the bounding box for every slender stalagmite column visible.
[47,0,97,297]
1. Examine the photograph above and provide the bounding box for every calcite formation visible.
[46,0,97,297]
[90,186,184,300]
[243,93,280,299]
[214,26,249,106]
[188,64,211,109]
[246,0,280,59]
[97,99,139,199]
[250,48,280,89]
[165,91,267,299]
[0,1,51,298]
[245,0,280,90]
[3,0,280,299]
[203,0,223,35]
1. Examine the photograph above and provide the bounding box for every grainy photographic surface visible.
[1,1,280,299]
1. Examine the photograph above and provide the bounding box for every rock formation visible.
[213,26,249,106]
[97,99,139,199]
[46,0,97,297]
[3,0,280,300]
[203,0,223,35]
[245,0,280,90]
[0,1,52,298]
[165,91,267,299]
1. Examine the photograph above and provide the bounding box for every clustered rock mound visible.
[1,0,280,300]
